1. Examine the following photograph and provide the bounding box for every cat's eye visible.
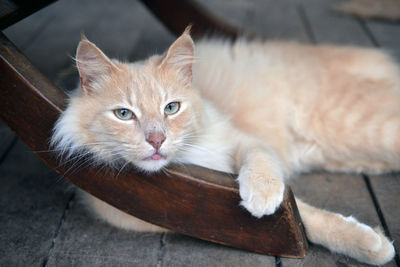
[114,108,135,120]
[164,102,180,115]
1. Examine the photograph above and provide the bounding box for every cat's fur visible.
[52,29,398,265]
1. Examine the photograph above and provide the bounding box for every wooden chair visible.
[0,0,307,258]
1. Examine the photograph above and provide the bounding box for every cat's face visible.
[57,31,201,172]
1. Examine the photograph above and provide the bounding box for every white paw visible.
[238,170,285,218]
[354,227,395,265]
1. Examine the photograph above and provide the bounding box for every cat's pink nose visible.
[146,132,166,150]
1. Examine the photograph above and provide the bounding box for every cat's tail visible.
[296,198,395,265]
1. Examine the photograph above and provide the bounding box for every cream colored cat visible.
[52,29,398,265]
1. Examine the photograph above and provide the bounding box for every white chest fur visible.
[174,102,237,174]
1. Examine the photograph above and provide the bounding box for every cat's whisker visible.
[178,143,216,153]
[170,161,193,174]
[55,153,91,169]
[172,134,205,146]
[92,163,113,179]
[119,144,140,150]
[58,149,126,177]
[34,147,74,153]
[178,132,204,140]
[47,142,119,159]
[160,167,171,177]
[54,148,93,166]
[115,161,130,179]
[62,156,96,177]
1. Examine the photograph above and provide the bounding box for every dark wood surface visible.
[1,0,399,266]
[0,0,56,30]
[0,1,307,258]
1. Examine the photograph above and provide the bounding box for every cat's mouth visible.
[144,152,165,161]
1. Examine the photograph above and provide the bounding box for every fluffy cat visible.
[51,29,398,265]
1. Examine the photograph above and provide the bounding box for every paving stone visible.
[366,21,400,60]
[369,174,400,263]
[201,0,309,41]
[0,141,72,266]
[161,233,275,267]
[5,0,154,81]
[298,0,373,45]
[283,172,396,266]
[46,198,161,266]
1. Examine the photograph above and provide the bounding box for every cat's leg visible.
[235,140,286,217]
[297,198,395,265]
[79,190,166,232]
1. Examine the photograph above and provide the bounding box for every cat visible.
[51,28,398,265]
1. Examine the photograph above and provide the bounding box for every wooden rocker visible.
[0,0,307,258]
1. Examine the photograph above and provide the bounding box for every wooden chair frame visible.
[0,0,307,258]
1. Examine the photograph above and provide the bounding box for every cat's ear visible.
[76,37,118,94]
[159,27,194,85]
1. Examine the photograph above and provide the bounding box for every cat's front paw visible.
[238,168,285,218]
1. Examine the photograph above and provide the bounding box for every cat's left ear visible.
[159,27,194,85]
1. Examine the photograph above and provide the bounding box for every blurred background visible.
[1,0,399,266]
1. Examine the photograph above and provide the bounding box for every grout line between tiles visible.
[42,192,75,267]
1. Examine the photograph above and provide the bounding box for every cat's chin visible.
[135,158,169,173]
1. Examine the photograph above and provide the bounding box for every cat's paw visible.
[352,226,395,265]
[238,168,285,218]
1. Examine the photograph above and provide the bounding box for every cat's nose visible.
[146,132,166,150]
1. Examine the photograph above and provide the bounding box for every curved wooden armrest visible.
[139,0,252,40]
[0,0,57,30]
[0,15,307,257]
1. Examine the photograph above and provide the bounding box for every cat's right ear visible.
[76,38,118,94]
[159,27,195,86]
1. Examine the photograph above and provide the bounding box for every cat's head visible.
[52,29,202,172]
